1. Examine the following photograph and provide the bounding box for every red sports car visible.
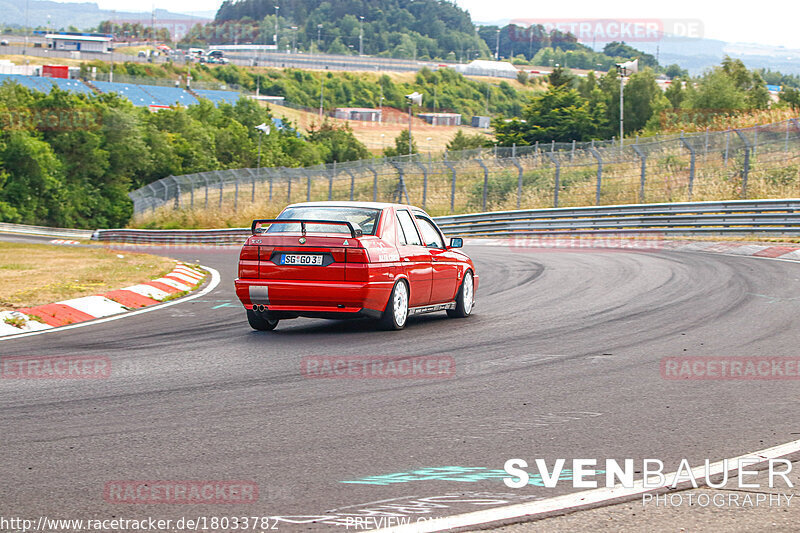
[234,202,477,330]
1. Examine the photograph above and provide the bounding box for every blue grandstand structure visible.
[193,89,241,105]
[0,73,242,108]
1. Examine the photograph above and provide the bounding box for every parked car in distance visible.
[235,202,477,331]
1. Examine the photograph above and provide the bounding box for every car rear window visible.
[267,206,381,235]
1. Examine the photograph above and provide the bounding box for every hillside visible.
[192,0,491,60]
[0,1,206,32]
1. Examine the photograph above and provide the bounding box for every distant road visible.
[1,44,445,73]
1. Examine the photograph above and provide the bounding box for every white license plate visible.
[281,254,323,266]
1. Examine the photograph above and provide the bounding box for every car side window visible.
[415,216,445,249]
[396,210,422,246]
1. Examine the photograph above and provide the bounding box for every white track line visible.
[376,438,800,533]
[0,266,220,342]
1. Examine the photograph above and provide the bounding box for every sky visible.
[88,0,800,50]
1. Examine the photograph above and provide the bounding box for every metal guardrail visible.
[93,228,250,245]
[0,222,94,239]
[82,199,800,244]
[434,199,800,236]
[5,200,800,244]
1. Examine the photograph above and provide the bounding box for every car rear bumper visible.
[234,278,393,318]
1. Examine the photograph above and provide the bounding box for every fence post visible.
[679,135,696,201]
[367,162,378,202]
[444,157,457,213]
[161,178,170,205]
[345,168,357,201]
[734,129,751,199]
[589,147,602,205]
[511,156,523,209]
[632,144,647,203]
[415,161,428,209]
[200,173,209,209]
[571,139,576,162]
[303,169,312,201]
[248,168,257,203]
[786,119,791,153]
[268,168,273,202]
[173,176,181,210]
[329,161,336,200]
[477,157,489,211]
[216,171,224,209]
[389,160,409,204]
[753,128,758,157]
[188,175,194,208]
[146,183,158,214]
[545,152,560,208]
[233,172,239,211]
[724,130,730,167]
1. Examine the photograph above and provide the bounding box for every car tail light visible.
[259,246,275,262]
[239,245,259,261]
[346,248,369,263]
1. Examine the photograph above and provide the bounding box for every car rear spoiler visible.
[251,219,363,238]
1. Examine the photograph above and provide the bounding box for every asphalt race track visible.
[2,239,800,530]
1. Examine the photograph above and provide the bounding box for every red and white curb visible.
[0,262,207,337]
[50,239,81,245]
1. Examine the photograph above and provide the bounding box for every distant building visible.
[334,107,382,122]
[249,95,286,106]
[417,113,462,126]
[472,116,491,128]
[46,33,112,53]
[453,60,519,79]
[42,65,69,79]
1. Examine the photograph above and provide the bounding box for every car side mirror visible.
[448,237,463,249]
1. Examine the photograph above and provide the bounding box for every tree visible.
[603,41,659,69]
[446,130,489,151]
[779,87,800,111]
[383,129,417,157]
[747,72,770,110]
[683,68,747,111]
[548,66,574,88]
[306,121,370,163]
[665,64,688,79]
[578,71,597,98]
[664,78,685,108]
[492,85,607,144]
[621,69,663,133]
